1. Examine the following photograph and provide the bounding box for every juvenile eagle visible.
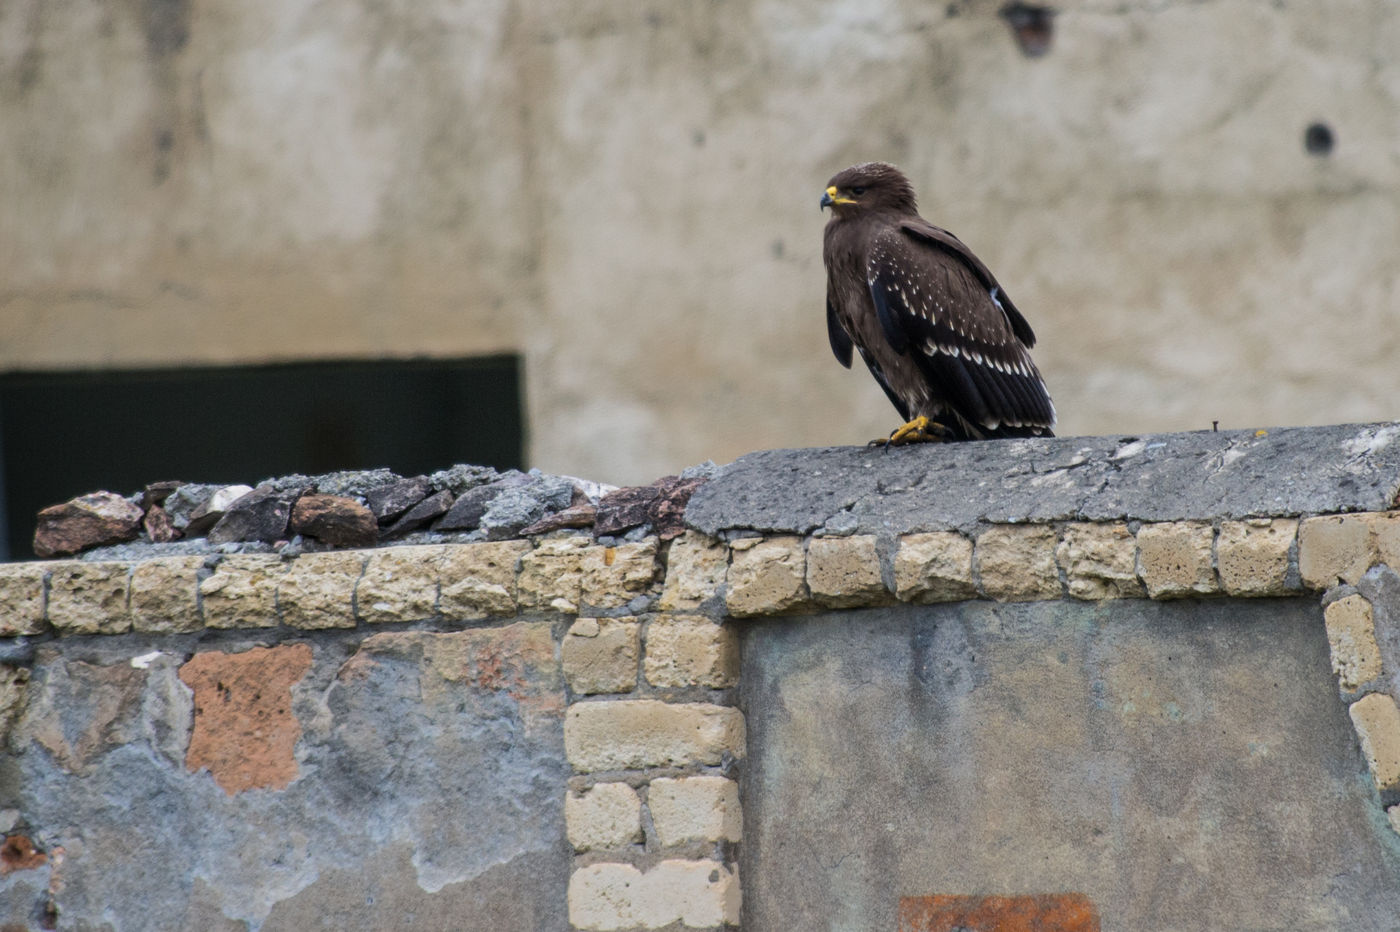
[821,162,1055,443]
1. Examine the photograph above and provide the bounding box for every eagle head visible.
[820,162,918,216]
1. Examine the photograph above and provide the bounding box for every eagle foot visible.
[869,416,953,449]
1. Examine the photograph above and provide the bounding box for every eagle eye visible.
[850,186,867,196]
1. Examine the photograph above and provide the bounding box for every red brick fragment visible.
[179,644,314,795]
[0,834,47,874]
[899,894,1101,932]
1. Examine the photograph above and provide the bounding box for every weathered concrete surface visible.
[0,625,570,931]
[687,422,1400,537]
[6,3,1400,485]
[740,600,1400,931]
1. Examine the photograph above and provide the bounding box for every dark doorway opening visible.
[0,356,525,560]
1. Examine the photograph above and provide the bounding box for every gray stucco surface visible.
[687,422,1400,537]
[0,628,571,931]
[739,599,1400,932]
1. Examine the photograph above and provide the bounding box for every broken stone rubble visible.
[30,463,716,560]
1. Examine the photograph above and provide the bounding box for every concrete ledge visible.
[685,423,1400,537]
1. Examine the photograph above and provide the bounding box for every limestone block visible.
[130,556,205,634]
[563,617,640,695]
[1136,521,1218,599]
[439,540,529,619]
[568,860,740,930]
[1349,692,1400,792]
[0,563,47,637]
[1057,523,1143,600]
[356,545,441,624]
[1299,514,1374,589]
[564,699,745,772]
[1369,511,1400,570]
[1324,595,1383,692]
[644,615,738,688]
[1218,518,1298,596]
[199,555,285,629]
[47,561,131,635]
[565,781,643,851]
[647,775,742,846]
[975,526,1061,602]
[582,540,659,609]
[726,536,809,617]
[806,534,891,608]
[278,551,364,630]
[894,532,977,603]
[658,531,728,611]
[517,537,591,613]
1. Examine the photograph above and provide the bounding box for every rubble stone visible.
[288,494,378,547]
[33,492,143,558]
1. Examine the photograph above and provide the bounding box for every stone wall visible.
[4,422,1400,929]
[5,2,1400,484]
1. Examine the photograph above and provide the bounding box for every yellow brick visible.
[975,526,1060,602]
[1324,595,1383,692]
[439,540,529,619]
[644,615,738,688]
[894,532,976,603]
[1349,692,1400,792]
[278,551,363,630]
[199,555,285,629]
[564,699,745,771]
[356,545,441,623]
[581,540,659,609]
[806,535,891,608]
[658,531,728,612]
[1057,523,1143,600]
[725,536,809,617]
[47,561,131,635]
[1218,519,1297,596]
[1136,522,1217,599]
[130,556,205,634]
[563,617,640,695]
[0,563,47,637]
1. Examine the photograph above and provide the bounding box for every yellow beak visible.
[820,185,856,209]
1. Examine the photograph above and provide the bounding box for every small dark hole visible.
[1304,122,1334,156]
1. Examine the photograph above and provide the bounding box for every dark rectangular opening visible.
[0,356,525,560]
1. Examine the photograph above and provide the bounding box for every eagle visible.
[821,162,1055,444]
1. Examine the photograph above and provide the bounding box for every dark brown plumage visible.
[821,162,1055,442]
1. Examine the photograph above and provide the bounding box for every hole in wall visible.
[1304,122,1335,156]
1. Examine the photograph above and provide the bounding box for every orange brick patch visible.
[899,894,1100,932]
[179,643,313,795]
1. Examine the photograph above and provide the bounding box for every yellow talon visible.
[868,416,952,448]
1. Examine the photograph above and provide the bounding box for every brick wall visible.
[3,423,1400,928]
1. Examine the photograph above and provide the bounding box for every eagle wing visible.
[866,222,1055,434]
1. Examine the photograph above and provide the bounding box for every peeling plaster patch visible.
[131,650,164,669]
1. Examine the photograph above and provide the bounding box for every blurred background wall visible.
[2,0,1398,547]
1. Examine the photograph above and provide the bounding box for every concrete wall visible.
[3,422,1400,930]
[4,2,1400,484]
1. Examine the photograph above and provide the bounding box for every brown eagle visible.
[821,162,1055,443]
